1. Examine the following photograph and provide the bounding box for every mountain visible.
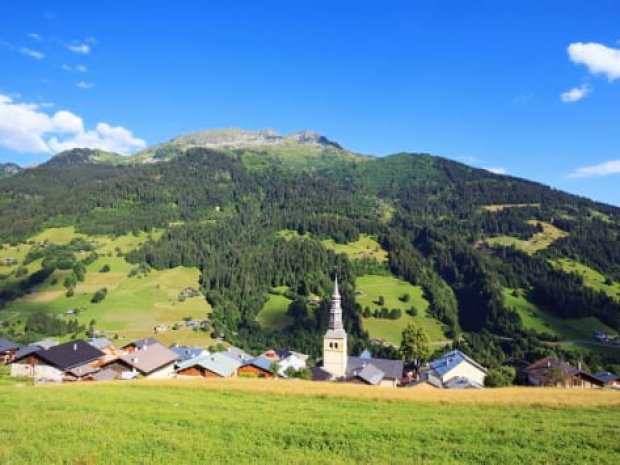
[1,129,619,371]
[0,163,21,178]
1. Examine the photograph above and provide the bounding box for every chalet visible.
[419,350,487,388]
[11,340,105,382]
[406,373,444,389]
[86,337,121,364]
[345,356,404,387]
[0,338,21,364]
[119,342,178,379]
[239,357,275,377]
[593,371,620,388]
[524,357,603,388]
[277,352,308,377]
[220,346,254,364]
[122,337,159,353]
[176,352,240,378]
[170,344,207,363]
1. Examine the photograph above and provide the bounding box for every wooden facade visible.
[238,364,272,377]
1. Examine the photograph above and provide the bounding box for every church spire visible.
[329,276,343,330]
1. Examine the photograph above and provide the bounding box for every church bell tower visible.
[323,276,348,377]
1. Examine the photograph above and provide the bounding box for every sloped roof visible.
[122,337,159,350]
[242,357,274,372]
[87,338,113,350]
[36,340,105,371]
[347,356,403,380]
[121,343,178,375]
[443,376,484,389]
[351,364,385,385]
[311,366,333,381]
[0,338,20,352]
[407,372,444,388]
[524,357,579,384]
[177,352,241,377]
[13,345,40,361]
[220,346,253,363]
[170,345,207,362]
[359,349,373,360]
[29,339,58,350]
[428,350,487,377]
[593,371,619,383]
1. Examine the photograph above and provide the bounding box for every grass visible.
[481,203,540,212]
[322,234,388,262]
[551,258,620,302]
[356,274,445,345]
[503,288,618,340]
[486,220,568,254]
[256,290,294,330]
[0,379,618,464]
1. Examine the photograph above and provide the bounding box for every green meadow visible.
[321,234,388,262]
[503,288,618,341]
[485,221,567,254]
[256,287,294,330]
[0,376,618,465]
[356,274,445,345]
[551,258,620,301]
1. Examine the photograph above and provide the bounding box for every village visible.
[0,278,618,389]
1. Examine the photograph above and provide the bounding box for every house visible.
[176,352,241,378]
[153,324,169,334]
[238,357,275,377]
[170,344,207,363]
[420,350,487,388]
[524,357,603,388]
[11,340,105,382]
[406,372,444,389]
[346,356,404,387]
[593,371,620,388]
[119,342,178,379]
[29,339,58,350]
[277,352,308,377]
[220,346,253,364]
[86,337,121,363]
[346,363,387,386]
[122,337,159,353]
[0,338,21,364]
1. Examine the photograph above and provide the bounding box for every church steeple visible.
[329,276,344,331]
[323,275,348,377]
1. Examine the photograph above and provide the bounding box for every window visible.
[334,343,338,349]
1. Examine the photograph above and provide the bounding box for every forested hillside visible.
[1,130,619,373]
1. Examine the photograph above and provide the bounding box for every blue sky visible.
[1,1,619,205]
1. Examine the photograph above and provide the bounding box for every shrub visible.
[91,288,108,304]
[485,367,516,387]
[99,264,111,273]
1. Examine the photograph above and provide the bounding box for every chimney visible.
[73,343,77,351]
[578,362,582,371]
[547,359,551,368]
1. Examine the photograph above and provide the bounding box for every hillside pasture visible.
[551,258,620,302]
[256,289,294,330]
[322,234,387,262]
[356,274,445,345]
[481,203,540,212]
[485,220,567,254]
[0,379,618,464]
[503,288,618,341]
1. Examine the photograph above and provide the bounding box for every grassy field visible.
[485,220,567,254]
[0,377,618,464]
[322,234,388,262]
[503,288,618,340]
[481,203,540,212]
[256,288,294,330]
[552,258,620,301]
[0,227,213,346]
[356,274,445,345]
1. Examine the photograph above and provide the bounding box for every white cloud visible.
[484,167,508,175]
[28,33,43,41]
[569,160,620,177]
[76,81,94,89]
[75,65,87,72]
[62,64,72,71]
[0,94,146,155]
[67,43,91,55]
[560,84,591,103]
[20,47,44,60]
[568,42,620,81]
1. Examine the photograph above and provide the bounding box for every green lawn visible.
[486,221,567,254]
[551,258,620,302]
[0,381,618,464]
[256,290,294,330]
[356,274,445,345]
[503,288,618,340]
[322,234,388,262]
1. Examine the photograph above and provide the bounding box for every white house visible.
[421,350,487,388]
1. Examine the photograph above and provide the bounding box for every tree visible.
[399,293,410,303]
[91,287,107,304]
[399,322,432,374]
[377,295,385,306]
[485,366,516,387]
[269,362,280,378]
[99,264,111,273]
[284,366,297,378]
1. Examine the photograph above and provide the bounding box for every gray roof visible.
[351,363,385,385]
[593,371,619,383]
[121,343,178,375]
[443,376,484,389]
[91,367,120,382]
[220,346,253,363]
[36,340,105,371]
[324,328,347,340]
[407,372,444,388]
[0,338,20,352]
[13,345,40,361]
[87,338,114,350]
[311,366,333,382]
[242,357,274,372]
[176,352,241,377]
[122,337,159,350]
[347,356,403,380]
[29,339,58,350]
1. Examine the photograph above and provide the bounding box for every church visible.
[316,277,404,387]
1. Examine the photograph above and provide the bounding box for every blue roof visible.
[0,338,20,352]
[123,337,159,350]
[593,371,618,383]
[220,346,253,363]
[176,352,241,377]
[428,350,487,377]
[242,357,274,372]
[359,349,373,360]
[170,345,206,362]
